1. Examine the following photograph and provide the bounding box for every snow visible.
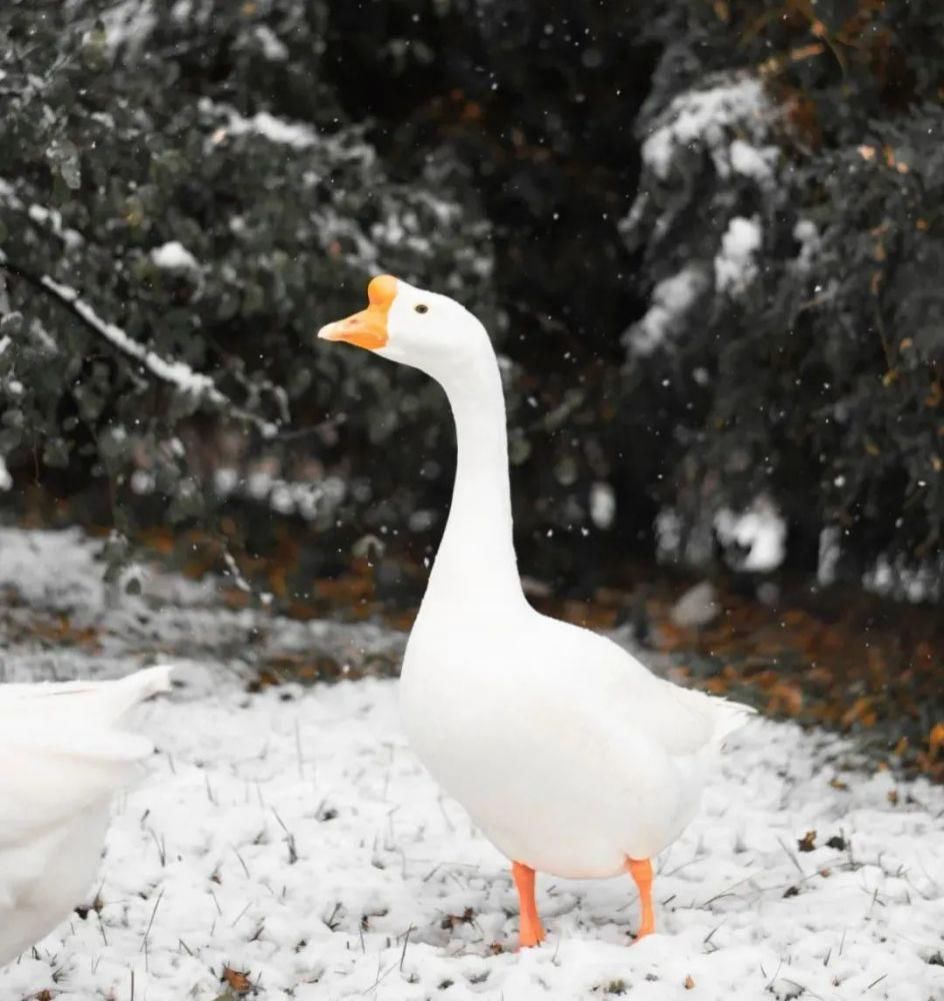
[27,203,84,249]
[41,276,213,394]
[255,24,289,61]
[714,216,762,296]
[714,497,787,572]
[865,554,943,604]
[655,508,683,561]
[589,481,616,529]
[728,139,778,183]
[249,111,318,148]
[655,507,717,570]
[627,266,707,356]
[793,219,821,272]
[1,527,943,1000]
[211,466,345,522]
[151,240,199,272]
[0,526,108,609]
[818,526,841,587]
[100,0,157,55]
[0,456,10,492]
[209,102,318,150]
[641,77,773,182]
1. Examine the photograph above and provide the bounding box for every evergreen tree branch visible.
[0,254,280,439]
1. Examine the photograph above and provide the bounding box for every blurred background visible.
[0,2,941,772]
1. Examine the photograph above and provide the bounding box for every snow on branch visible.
[42,275,279,437]
[641,75,777,183]
[0,253,278,438]
[41,276,220,392]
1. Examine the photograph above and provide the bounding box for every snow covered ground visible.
[0,528,942,1000]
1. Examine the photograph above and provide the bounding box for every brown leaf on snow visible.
[222,967,252,994]
[441,906,475,929]
[684,974,696,989]
[797,830,817,852]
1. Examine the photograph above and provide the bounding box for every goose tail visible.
[0,665,173,763]
[103,664,174,719]
[711,697,757,745]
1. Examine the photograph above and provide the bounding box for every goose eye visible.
[414,304,429,314]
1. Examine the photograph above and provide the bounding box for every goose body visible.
[319,276,753,944]
[0,665,171,966]
[401,609,748,879]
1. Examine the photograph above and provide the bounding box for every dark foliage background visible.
[1,0,942,603]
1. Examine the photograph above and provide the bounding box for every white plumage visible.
[320,275,754,945]
[0,665,171,966]
[402,610,752,878]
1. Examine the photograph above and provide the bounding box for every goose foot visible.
[626,856,655,940]
[512,861,546,948]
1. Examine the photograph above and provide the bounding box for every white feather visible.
[328,278,756,882]
[0,665,172,966]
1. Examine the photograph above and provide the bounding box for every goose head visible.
[317,275,490,381]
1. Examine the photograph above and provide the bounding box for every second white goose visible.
[0,665,172,967]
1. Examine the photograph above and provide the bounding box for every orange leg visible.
[626,857,655,939]
[512,861,546,948]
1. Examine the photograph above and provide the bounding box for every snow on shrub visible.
[0,0,494,565]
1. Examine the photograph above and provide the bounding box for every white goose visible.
[0,665,171,966]
[319,276,753,947]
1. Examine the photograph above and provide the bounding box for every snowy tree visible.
[622,0,944,589]
[1,0,941,596]
[0,0,494,578]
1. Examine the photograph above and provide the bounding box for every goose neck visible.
[426,353,525,610]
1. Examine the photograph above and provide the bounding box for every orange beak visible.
[317,274,398,350]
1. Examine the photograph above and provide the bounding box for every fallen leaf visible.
[441,907,475,929]
[222,967,252,994]
[684,975,696,989]
[797,830,817,852]
[841,696,877,729]
[768,681,804,716]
